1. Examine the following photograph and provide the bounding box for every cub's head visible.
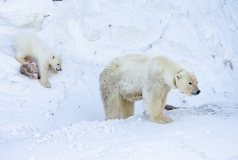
[50,54,62,72]
[175,71,200,96]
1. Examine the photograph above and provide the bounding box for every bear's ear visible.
[175,74,181,80]
[52,56,55,59]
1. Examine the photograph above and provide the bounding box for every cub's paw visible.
[50,67,58,74]
[40,80,51,88]
[52,70,58,74]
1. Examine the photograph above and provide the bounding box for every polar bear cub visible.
[13,32,62,88]
[100,54,200,124]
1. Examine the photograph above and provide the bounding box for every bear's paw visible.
[40,80,51,88]
[153,116,173,124]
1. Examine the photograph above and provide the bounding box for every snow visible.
[0,0,238,159]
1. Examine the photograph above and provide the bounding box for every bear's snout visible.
[192,90,200,95]
[56,68,62,71]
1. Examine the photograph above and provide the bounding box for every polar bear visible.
[99,54,200,124]
[13,32,62,88]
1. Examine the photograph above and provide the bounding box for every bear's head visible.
[50,54,62,72]
[175,71,200,96]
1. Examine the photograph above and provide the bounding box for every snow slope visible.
[0,0,238,159]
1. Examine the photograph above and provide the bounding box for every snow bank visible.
[0,0,237,133]
[0,0,52,34]
[0,0,238,159]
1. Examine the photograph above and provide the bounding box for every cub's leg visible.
[38,63,51,88]
[50,65,57,74]
[15,51,27,64]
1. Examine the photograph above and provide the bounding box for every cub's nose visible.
[196,90,201,95]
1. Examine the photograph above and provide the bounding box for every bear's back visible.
[13,32,48,58]
[113,54,148,71]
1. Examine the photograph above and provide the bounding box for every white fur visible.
[99,54,200,124]
[13,32,62,88]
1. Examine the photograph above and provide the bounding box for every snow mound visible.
[0,0,238,159]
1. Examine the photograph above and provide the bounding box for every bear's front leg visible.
[50,65,57,74]
[143,90,173,124]
[39,65,51,88]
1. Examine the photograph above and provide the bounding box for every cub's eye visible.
[196,82,198,84]
[57,64,59,65]
[189,82,192,85]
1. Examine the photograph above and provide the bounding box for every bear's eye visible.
[189,82,192,85]
[57,64,59,65]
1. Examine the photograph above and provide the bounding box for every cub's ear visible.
[52,56,55,59]
[175,74,181,80]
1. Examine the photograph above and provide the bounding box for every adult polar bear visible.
[13,32,62,88]
[100,54,200,124]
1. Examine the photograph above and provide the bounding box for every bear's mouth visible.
[56,68,62,71]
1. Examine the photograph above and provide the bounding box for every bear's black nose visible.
[192,90,201,95]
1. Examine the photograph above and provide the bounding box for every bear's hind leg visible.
[103,93,123,120]
[16,51,27,64]
[121,99,134,119]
